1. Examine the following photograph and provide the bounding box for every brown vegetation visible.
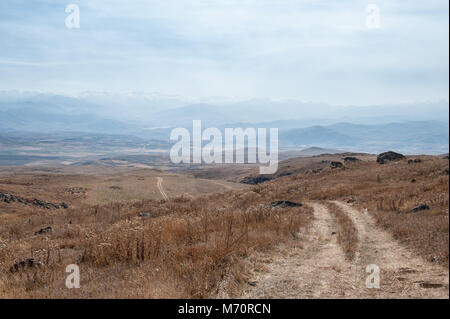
[0,154,448,298]
[325,202,358,261]
[0,184,312,298]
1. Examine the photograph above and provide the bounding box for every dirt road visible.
[242,202,449,299]
[157,177,169,200]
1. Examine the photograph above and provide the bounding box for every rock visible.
[0,192,17,203]
[343,157,360,163]
[35,226,54,236]
[10,258,43,273]
[408,203,430,213]
[266,200,302,209]
[377,151,406,164]
[442,169,449,176]
[139,212,156,218]
[408,159,422,164]
[330,161,343,169]
[431,256,440,263]
[240,176,272,185]
[30,199,68,209]
[1,192,68,209]
[109,186,122,190]
[411,179,416,183]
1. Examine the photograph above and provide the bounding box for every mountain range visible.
[0,91,448,154]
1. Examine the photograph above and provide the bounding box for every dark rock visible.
[278,172,293,177]
[266,200,302,209]
[331,232,337,235]
[0,192,17,203]
[1,192,68,209]
[431,256,440,263]
[35,226,54,236]
[109,186,122,190]
[139,212,156,218]
[408,203,430,213]
[377,151,406,164]
[330,161,343,169]
[241,176,272,185]
[343,157,360,163]
[442,169,449,176]
[30,199,68,209]
[411,179,416,183]
[10,258,42,273]
[408,159,422,164]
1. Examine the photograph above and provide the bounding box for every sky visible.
[0,0,448,105]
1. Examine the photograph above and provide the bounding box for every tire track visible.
[333,201,449,298]
[240,202,449,298]
[157,177,169,200]
[242,203,355,298]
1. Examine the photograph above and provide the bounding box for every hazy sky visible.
[0,0,448,105]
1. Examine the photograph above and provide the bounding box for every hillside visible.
[0,154,447,298]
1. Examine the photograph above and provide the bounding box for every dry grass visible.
[325,202,358,261]
[0,154,447,298]
[0,186,313,298]
[295,155,449,266]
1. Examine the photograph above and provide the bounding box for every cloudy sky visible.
[0,0,448,105]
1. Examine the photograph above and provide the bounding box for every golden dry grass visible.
[0,186,313,298]
[0,154,448,298]
[325,202,358,261]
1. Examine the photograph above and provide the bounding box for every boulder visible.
[330,161,343,169]
[266,200,302,209]
[35,226,54,236]
[10,258,43,273]
[408,203,430,213]
[377,151,406,164]
[240,176,272,185]
[343,157,360,163]
[408,159,422,164]
[139,212,156,218]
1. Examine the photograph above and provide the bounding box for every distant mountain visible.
[0,107,130,133]
[280,126,361,147]
[279,121,449,154]
[0,91,448,154]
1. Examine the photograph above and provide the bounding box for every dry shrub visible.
[326,202,358,260]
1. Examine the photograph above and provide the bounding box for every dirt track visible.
[157,177,169,200]
[242,202,449,299]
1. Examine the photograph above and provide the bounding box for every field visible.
[0,154,448,298]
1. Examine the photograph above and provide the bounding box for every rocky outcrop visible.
[343,157,360,163]
[408,159,422,164]
[330,161,343,169]
[240,176,272,185]
[35,226,54,236]
[0,192,68,209]
[10,258,43,273]
[139,212,156,218]
[376,151,406,164]
[408,203,430,213]
[266,200,302,209]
